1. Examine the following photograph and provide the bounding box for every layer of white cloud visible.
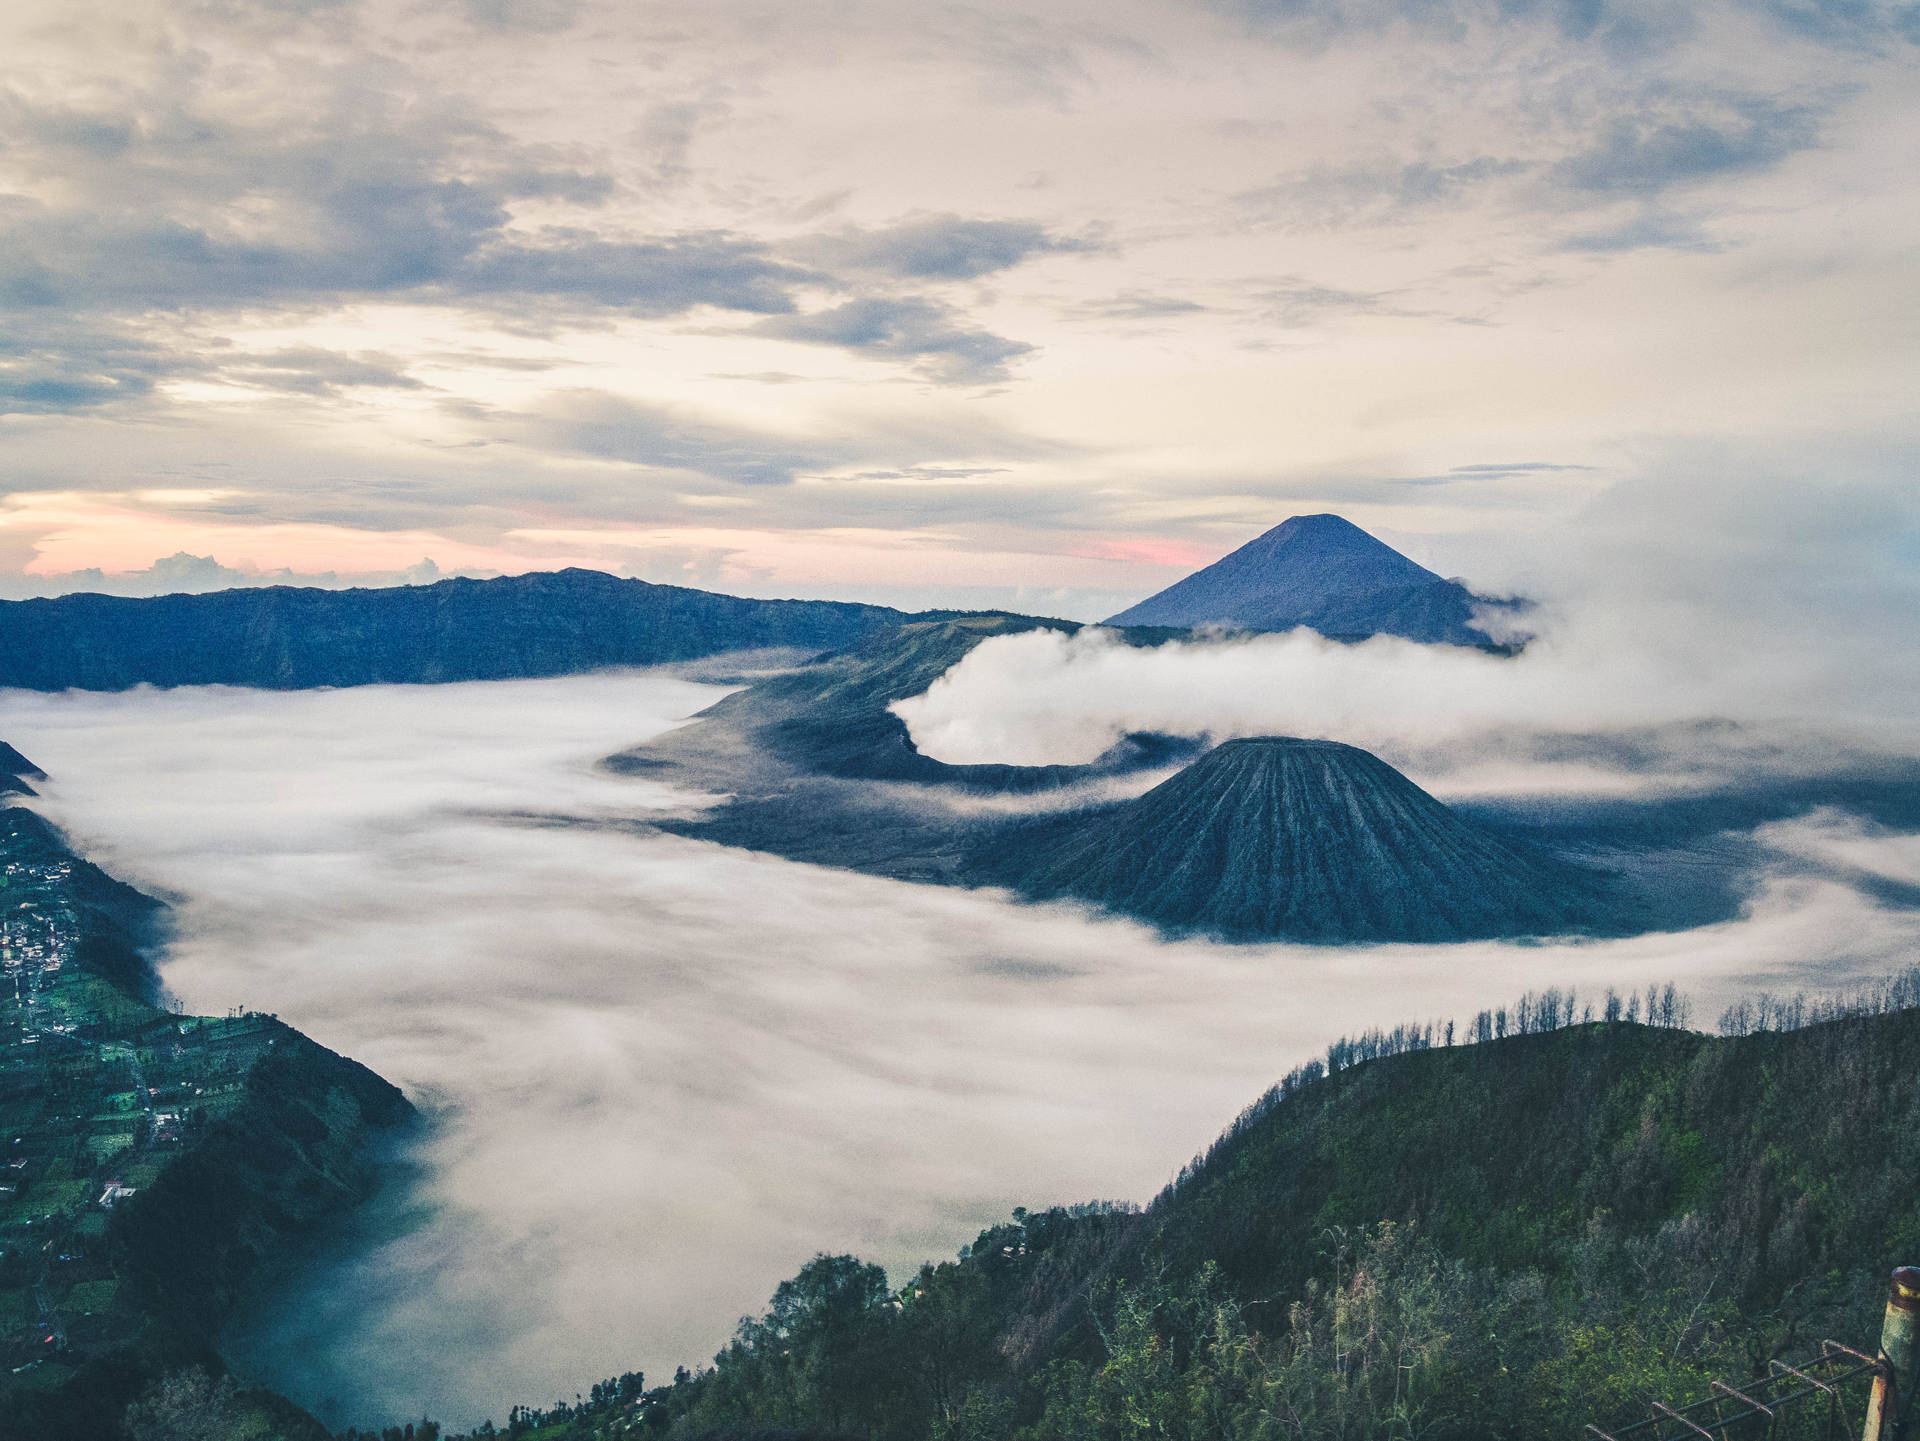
[897,453,1920,777]
[9,669,1918,1429]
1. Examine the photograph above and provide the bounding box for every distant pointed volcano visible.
[967,737,1625,941]
[1105,514,1505,646]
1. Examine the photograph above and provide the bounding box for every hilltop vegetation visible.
[452,982,1920,1441]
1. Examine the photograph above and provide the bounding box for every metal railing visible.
[1585,1268,1920,1441]
[1585,1342,1881,1440]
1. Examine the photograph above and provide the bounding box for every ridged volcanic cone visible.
[974,737,1626,942]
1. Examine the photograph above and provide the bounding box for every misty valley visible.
[8,0,1920,1427]
[0,515,1918,1441]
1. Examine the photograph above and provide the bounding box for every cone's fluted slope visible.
[1104,514,1492,646]
[971,737,1624,941]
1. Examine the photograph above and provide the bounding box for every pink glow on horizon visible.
[3,496,1185,595]
[1064,536,1218,569]
[9,495,564,578]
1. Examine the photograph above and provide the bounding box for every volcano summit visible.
[1105,513,1510,647]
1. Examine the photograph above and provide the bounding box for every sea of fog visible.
[7,670,1920,1430]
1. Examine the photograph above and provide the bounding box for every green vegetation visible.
[436,979,1920,1441]
[122,1366,326,1441]
[0,802,411,1441]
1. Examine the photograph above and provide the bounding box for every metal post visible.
[1863,1266,1920,1441]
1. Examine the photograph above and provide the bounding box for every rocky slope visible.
[965,736,1630,940]
[612,615,1200,882]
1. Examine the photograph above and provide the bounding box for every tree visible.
[124,1367,246,1441]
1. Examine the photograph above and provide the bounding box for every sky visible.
[12,673,1919,1428]
[2,0,1916,616]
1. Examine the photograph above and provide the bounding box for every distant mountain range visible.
[966,736,1627,941]
[0,570,936,691]
[1105,513,1516,647]
[0,514,1516,692]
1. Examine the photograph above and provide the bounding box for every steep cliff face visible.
[967,737,1628,940]
[0,754,412,1440]
[0,569,927,691]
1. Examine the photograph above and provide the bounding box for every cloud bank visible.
[897,460,1920,783]
[7,667,1920,1428]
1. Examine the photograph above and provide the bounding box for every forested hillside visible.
[0,775,412,1441]
[459,984,1920,1441]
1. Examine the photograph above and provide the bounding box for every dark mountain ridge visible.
[0,743,43,797]
[965,736,1631,941]
[1104,513,1515,647]
[0,523,1520,694]
[619,626,1666,939]
[617,615,1202,883]
[0,569,941,691]
[633,614,1188,791]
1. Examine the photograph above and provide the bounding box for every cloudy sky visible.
[1,0,1915,614]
